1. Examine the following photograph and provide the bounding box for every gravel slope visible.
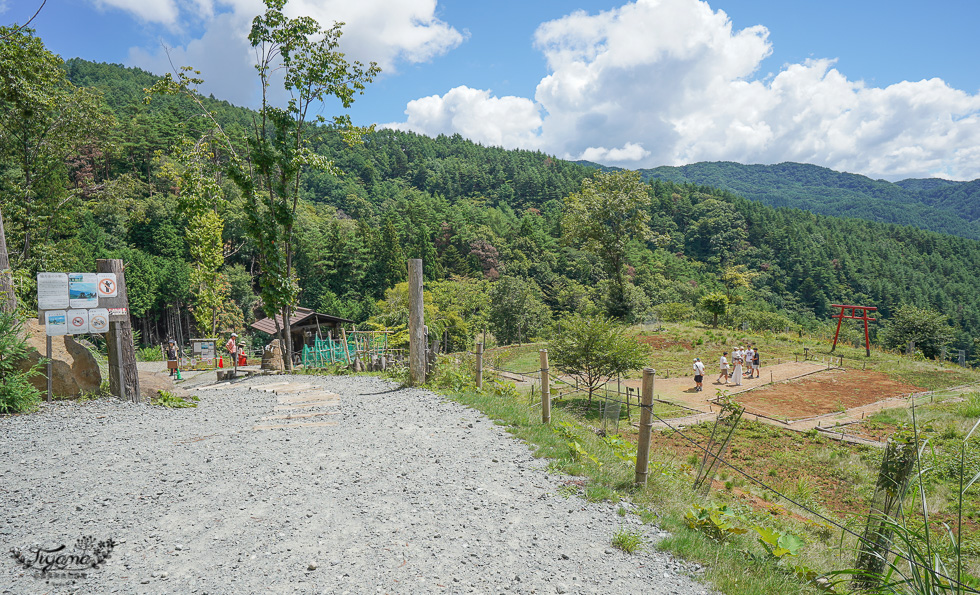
[1,374,715,594]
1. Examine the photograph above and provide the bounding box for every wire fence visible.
[473,352,980,592]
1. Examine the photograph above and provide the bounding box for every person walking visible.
[226,333,239,371]
[693,358,705,392]
[753,349,761,378]
[732,356,743,386]
[717,352,729,384]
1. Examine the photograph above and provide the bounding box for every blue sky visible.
[13,0,980,181]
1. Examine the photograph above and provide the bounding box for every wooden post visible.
[540,349,550,424]
[635,368,655,485]
[98,259,141,403]
[46,335,52,402]
[475,342,484,389]
[340,327,352,367]
[407,259,426,386]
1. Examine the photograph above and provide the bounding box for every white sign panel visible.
[88,308,109,334]
[67,309,89,334]
[44,310,68,336]
[97,273,118,298]
[37,273,69,310]
[68,273,99,308]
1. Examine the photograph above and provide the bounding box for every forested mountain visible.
[3,44,980,360]
[631,161,980,240]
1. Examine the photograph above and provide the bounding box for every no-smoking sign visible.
[97,273,118,298]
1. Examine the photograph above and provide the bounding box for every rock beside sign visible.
[261,339,285,371]
[18,320,102,397]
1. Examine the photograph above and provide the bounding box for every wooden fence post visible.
[635,368,655,485]
[46,335,52,403]
[475,342,483,389]
[540,349,550,424]
[407,259,426,386]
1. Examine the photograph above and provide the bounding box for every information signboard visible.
[68,273,99,308]
[44,311,68,335]
[97,273,118,298]
[37,273,69,310]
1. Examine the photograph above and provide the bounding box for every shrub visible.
[0,311,42,414]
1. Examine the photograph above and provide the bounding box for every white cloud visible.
[391,0,980,180]
[93,0,181,25]
[124,0,464,108]
[385,86,543,149]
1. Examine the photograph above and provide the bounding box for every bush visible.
[0,311,43,414]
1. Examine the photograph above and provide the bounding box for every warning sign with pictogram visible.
[88,308,109,333]
[97,273,118,298]
[68,309,89,334]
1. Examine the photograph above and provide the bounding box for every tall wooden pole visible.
[97,259,141,403]
[540,349,550,424]
[0,207,16,312]
[634,368,655,485]
[407,259,426,386]
[46,335,52,402]
[475,342,484,389]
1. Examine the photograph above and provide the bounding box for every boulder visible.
[261,339,285,371]
[18,320,102,397]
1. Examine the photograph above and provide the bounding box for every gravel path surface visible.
[2,374,715,594]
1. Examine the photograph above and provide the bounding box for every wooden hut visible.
[249,307,353,350]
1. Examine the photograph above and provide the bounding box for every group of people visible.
[692,345,762,392]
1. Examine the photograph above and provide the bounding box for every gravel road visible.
[2,373,715,594]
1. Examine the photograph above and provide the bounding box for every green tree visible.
[0,27,110,269]
[562,171,662,319]
[699,292,729,328]
[159,137,228,336]
[549,312,650,408]
[879,304,954,358]
[488,276,551,345]
[149,0,379,368]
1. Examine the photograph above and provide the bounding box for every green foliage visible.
[562,170,662,318]
[684,504,749,540]
[753,526,805,560]
[488,276,550,345]
[699,292,729,328]
[153,391,199,408]
[0,311,42,414]
[879,304,955,359]
[611,526,645,554]
[549,312,650,405]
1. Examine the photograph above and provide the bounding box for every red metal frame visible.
[830,304,877,356]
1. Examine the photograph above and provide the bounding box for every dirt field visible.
[734,370,924,420]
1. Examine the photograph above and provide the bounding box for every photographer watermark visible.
[10,535,116,584]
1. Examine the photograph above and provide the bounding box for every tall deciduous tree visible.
[562,171,662,319]
[228,0,379,369]
[148,0,379,368]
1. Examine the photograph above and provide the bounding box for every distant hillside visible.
[593,161,980,240]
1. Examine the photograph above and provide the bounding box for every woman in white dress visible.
[732,357,743,386]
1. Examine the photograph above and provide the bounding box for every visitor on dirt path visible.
[693,358,705,392]
[753,349,761,378]
[166,339,180,378]
[226,333,239,368]
[717,352,729,384]
[732,357,743,386]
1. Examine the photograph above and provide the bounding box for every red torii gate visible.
[830,304,877,357]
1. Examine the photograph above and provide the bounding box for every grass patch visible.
[611,526,645,554]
